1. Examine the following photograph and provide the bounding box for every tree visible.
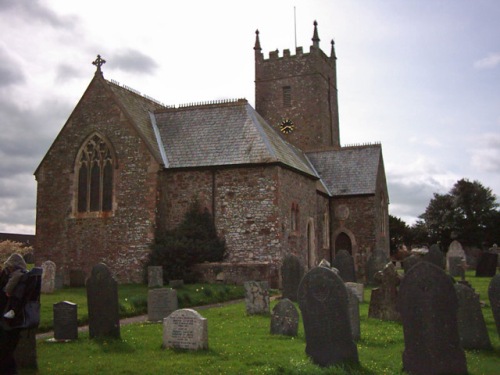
[419,179,499,249]
[389,215,410,255]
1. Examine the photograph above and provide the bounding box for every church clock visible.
[280,118,295,134]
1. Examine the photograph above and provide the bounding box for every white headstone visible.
[162,309,208,350]
[41,260,56,294]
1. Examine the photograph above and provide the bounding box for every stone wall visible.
[192,262,278,288]
[35,76,160,283]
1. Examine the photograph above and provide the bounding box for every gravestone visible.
[281,255,303,302]
[270,298,299,337]
[398,262,467,375]
[423,244,446,269]
[53,301,78,341]
[298,266,358,367]
[14,328,37,370]
[402,254,422,274]
[148,266,163,288]
[366,248,390,285]
[148,288,178,322]
[454,283,491,349]
[162,309,208,350]
[86,263,120,339]
[332,250,356,282]
[41,260,56,294]
[54,272,64,290]
[345,282,364,303]
[346,287,360,341]
[244,281,270,315]
[488,274,500,337]
[368,262,401,321]
[69,269,86,287]
[449,256,465,278]
[447,240,466,270]
[475,252,498,277]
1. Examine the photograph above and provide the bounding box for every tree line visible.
[390,178,500,254]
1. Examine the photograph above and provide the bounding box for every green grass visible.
[27,272,500,374]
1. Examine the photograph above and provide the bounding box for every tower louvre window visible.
[283,86,291,107]
[76,134,114,213]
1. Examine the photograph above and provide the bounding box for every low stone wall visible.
[192,262,279,288]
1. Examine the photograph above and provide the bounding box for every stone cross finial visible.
[92,55,106,72]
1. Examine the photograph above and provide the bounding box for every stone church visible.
[34,22,389,286]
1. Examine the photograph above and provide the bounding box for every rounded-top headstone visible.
[270,298,299,337]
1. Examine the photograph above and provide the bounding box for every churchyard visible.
[17,269,499,374]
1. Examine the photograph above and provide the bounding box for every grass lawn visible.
[25,272,500,374]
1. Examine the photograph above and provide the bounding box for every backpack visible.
[1,267,42,331]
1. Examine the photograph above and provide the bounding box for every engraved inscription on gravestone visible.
[148,288,178,322]
[163,309,208,350]
[53,301,78,341]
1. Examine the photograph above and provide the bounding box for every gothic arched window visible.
[76,134,115,213]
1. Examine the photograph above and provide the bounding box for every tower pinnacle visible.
[312,21,320,48]
[254,30,262,52]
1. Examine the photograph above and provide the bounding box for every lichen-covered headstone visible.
[488,274,500,337]
[281,255,303,302]
[298,266,358,367]
[368,262,401,321]
[148,288,178,322]
[147,266,163,288]
[398,262,467,375]
[449,256,465,279]
[86,263,120,339]
[455,283,491,349]
[162,309,208,350]
[244,281,270,315]
[346,287,360,341]
[270,298,299,337]
[447,240,466,275]
[332,250,356,282]
[345,282,364,303]
[41,260,56,294]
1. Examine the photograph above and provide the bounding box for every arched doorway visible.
[307,219,316,269]
[335,232,352,255]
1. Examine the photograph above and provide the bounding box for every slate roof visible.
[153,100,318,178]
[306,145,382,196]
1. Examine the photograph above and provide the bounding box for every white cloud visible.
[474,53,500,69]
[469,133,500,172]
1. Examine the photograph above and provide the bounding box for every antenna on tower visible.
[294,6,297,49]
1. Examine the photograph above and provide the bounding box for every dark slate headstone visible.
[475,252,498,277]
[147,288,178,322]
[298,266,359,367]
[53,301,78,341]
[332,250,356,283]
[402,254,422,274]
[69,269,86,287]
[368,262,401,321]
[423,244,446,270]
[270,298,299,337]
[86,263,120,339]
[398,262,467,375]
[14,329,37,370]
[281,255,303,302]
[366,248,390,284]
[449,256,465,279]
[488,274,500,337]
[346,287,360,341]
[454,284,491,350]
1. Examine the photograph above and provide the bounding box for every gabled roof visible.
[307,145,382,196]
[153,100,318,178]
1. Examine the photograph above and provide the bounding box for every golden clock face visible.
[280,118,295,134]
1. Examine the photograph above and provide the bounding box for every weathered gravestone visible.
[162,309,208,350]
[368,262,401,321]
[69,269,86,287]
[148,266,163,288]
[281,255,303,302]
[53,301,78,341]
[398,262,467,375]
[148,288,178,322]
[402,254,422,274]
[476,252,498,277]
[449,257,465,279]
[41,260,56,294]
[244,281,270,315]
[270,298,299,337]
[447,240,466,273]
[488,273,500,337]
[345,282,364,303]
[346,287,360,341]
[14,329,37,370]
[454,283,491,350]
[423,244,446,270]
[86,263,120,339]
[366,248,390,284]
[298,266,359,367]
[332,250,356,282]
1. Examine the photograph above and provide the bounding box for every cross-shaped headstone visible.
[92,55,106,72]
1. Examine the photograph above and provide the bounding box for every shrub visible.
[0,240,33,264]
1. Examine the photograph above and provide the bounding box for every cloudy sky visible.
[1,0,499,234]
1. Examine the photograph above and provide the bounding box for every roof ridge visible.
[156,98,247,113]
[108,79,168,108]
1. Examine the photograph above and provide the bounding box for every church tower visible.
[254,21,340,151]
